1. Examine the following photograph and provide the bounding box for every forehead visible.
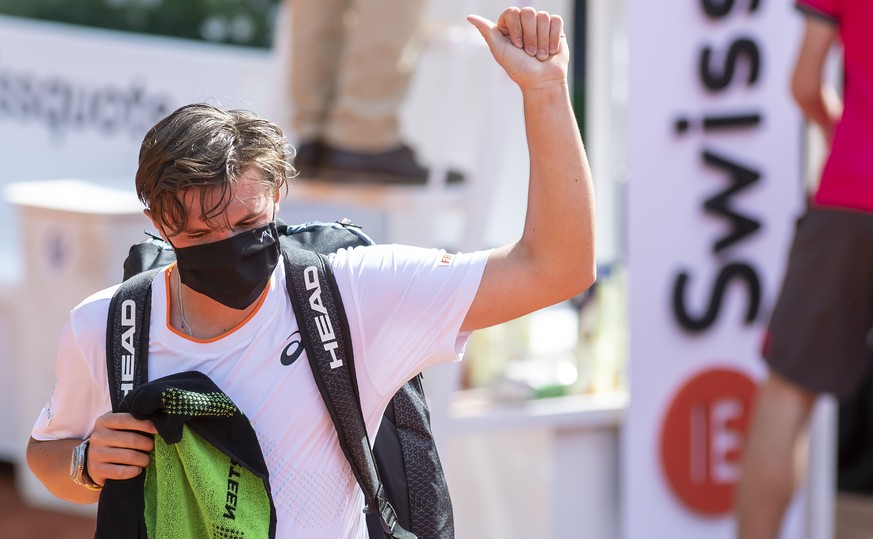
[180,170,273,224]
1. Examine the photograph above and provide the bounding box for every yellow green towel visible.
[95,371,276,538]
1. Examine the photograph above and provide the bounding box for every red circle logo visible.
[659,367,757,516]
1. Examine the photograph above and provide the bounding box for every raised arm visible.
[462,7,595,332]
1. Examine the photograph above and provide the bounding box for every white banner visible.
[625,1,805,537]
[0,15,279,264]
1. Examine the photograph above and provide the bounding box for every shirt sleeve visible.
[329,244,488,402]
[796,0,840,22]
[31,295,113,441]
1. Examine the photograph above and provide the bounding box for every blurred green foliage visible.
[0,0,282,48]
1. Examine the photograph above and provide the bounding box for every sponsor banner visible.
[625,1,805,537]
[0,15,278,261]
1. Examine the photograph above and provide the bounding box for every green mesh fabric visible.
[144,425,272,539]
[161,388,237,418]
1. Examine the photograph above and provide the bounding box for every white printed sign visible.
[625,1,807,537]
[0,15,279,258]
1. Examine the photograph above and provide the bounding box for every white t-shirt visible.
[32,244,488,539]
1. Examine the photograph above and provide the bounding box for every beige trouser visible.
[288,0,427,151]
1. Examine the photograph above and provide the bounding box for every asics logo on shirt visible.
[280,331,304,366]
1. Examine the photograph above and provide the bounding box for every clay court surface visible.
[0,463,95,539]
[1,460,872,538]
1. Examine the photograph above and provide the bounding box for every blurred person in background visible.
[736,1,873,537]
[284,0,463,185]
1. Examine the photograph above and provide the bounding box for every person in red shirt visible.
[736,1,873,537]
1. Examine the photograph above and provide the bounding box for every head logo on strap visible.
[303,266,343,370]
[120,299,138,396]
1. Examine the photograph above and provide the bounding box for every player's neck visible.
[170,267,263,340]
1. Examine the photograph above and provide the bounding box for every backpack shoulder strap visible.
[105,268,159,411]
[280,246,415,539]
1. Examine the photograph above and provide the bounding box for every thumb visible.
[466,14,501,45]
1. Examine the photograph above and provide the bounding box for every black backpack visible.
[105,219,454,539]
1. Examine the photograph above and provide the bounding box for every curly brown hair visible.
[135,103,295,236]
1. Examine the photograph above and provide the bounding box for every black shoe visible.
[319,144,464,185]
[293,141,324,178]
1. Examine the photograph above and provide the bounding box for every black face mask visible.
[174,222,280,310]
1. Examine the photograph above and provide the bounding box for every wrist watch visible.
[70,438,102,491]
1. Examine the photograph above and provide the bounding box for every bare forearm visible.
[520,82,596,298]
[27,437,100,504]
[795,86,842,139]
[791,17,841,141]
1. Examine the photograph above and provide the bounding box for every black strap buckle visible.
[361,487,416,538]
